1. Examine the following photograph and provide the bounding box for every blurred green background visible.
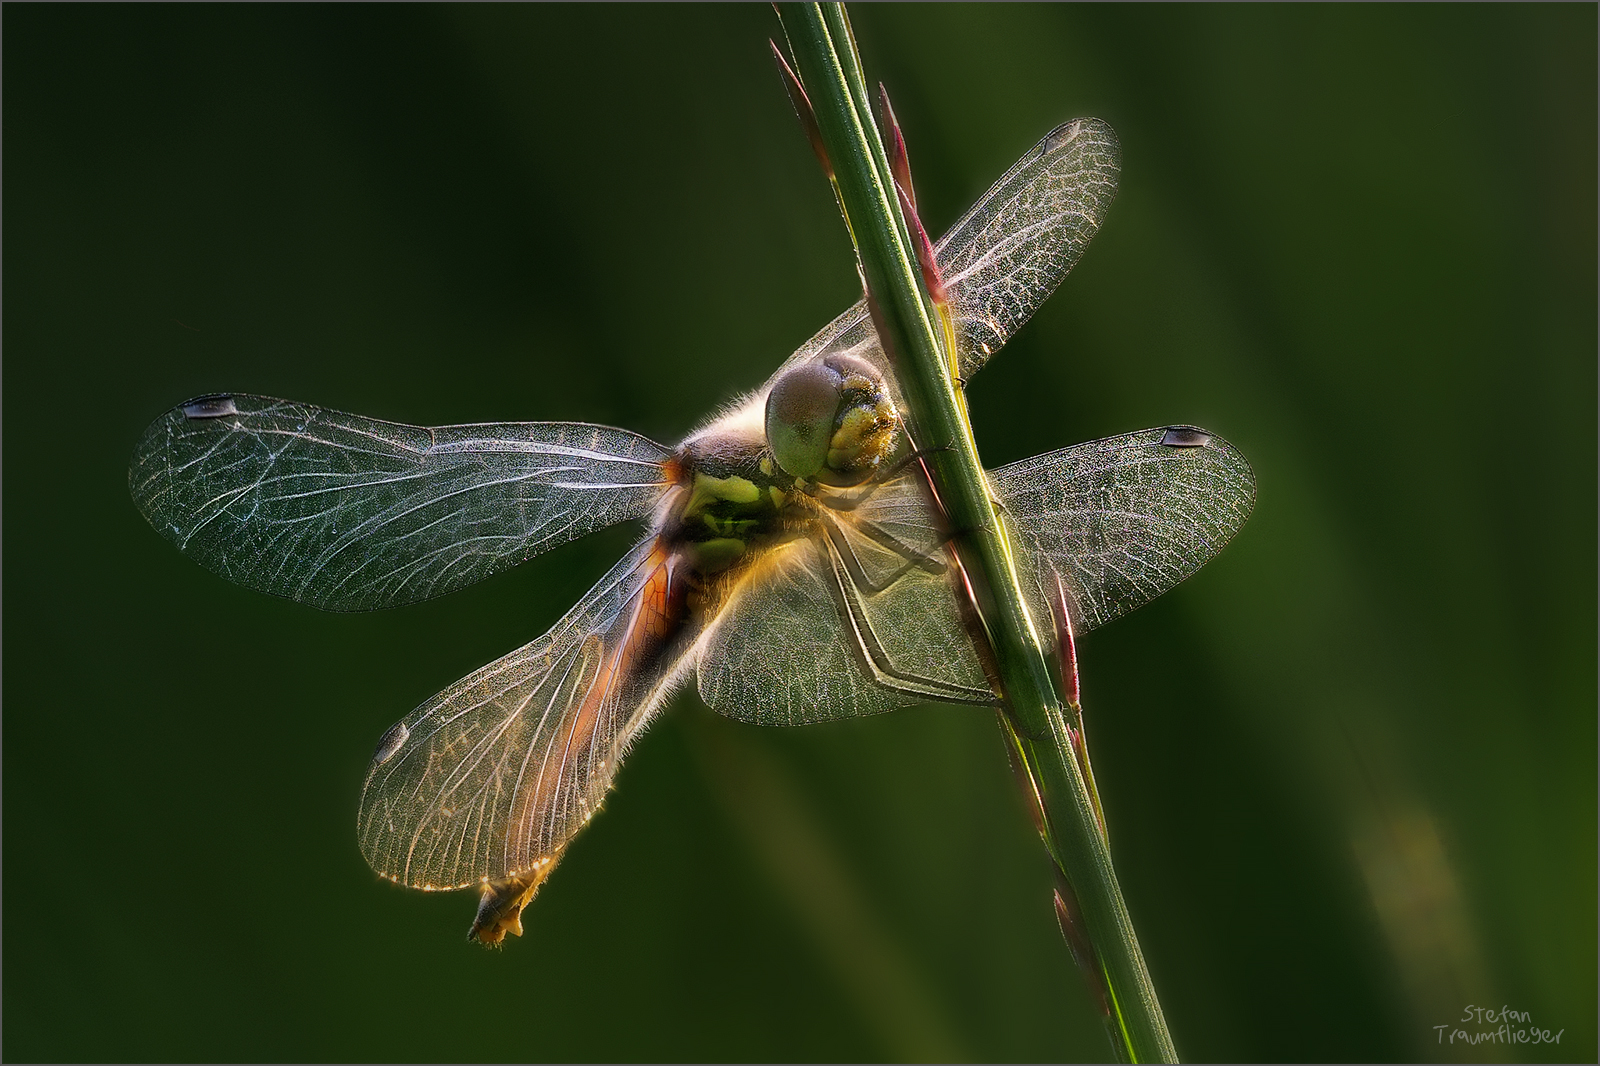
[5,5,1594,1062]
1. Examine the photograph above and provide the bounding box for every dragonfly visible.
[129,117,1254,945]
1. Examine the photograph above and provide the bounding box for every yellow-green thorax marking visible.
[669,354,901,576]
[675,458,794,573]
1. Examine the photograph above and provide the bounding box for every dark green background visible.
[5,5,1594,1062]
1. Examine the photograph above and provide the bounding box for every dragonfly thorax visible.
[669,356,898,582]
[764,354,899,487]
[668,434,803,575]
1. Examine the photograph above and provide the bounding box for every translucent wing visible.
[994,426,1257,633]
[129,393,672,611]
[941,117,1120,377]
[697,426,1253,726]
[358,536,696,891]
[696,539,904,726]
[696,474,991,726]
[764,117,1121,389]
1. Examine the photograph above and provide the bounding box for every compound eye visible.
[821,354,882,391]
[816,356,898,487]
[765,364,839,479]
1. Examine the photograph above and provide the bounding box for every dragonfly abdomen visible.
[468,540,692,945]
[471,441,804,944]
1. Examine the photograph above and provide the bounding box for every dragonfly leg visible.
[825,515,947,595]
[819,525,993,707]
[854,519,949,574]
[820,446,953,513]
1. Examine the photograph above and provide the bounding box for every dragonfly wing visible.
[762,117,1120,389]
[940,118,1120,378]
[992,426,1256,634]
[696,475,991,726]
[696,538,908,725]
[358,536,694,892]
[697,424,1252,726]
[129,393,672,611]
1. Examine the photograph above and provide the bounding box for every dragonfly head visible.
[765,355,899,487]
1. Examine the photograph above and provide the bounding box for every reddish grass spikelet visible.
[896,180,948,308]
[877,85,948,308]
[1053,869,1113,1020]
[877,84,916,209]
[770,40,832,178]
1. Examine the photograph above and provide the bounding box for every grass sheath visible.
[773,5,1179,1060]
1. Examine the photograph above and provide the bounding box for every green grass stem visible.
[773,5,1179,1060]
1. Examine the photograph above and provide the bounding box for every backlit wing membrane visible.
[697,538,912,726]
[699,427,1252,726]
[940,118,1121,378]
[697,473,991,726]
[994,427,1256,634]
[129,393,672,611]
[766,117,1120,389]
[358,536,695,890]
